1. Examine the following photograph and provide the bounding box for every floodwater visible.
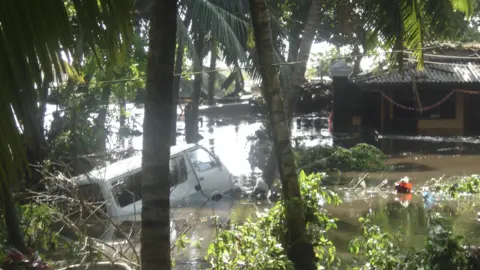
[44,104,480,268]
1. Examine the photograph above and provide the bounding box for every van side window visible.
[170,156,188,188]
[187,148,218,172]
[112,171,142,208]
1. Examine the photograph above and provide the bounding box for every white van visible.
[71,144,234,221]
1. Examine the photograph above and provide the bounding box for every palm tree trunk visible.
[171,7,193,146]
[171,39,184,146]
[207,39,217,105]
[95,85,111,153]
[352,44,362,76]
[186,22,205,143]
[248,0,316,268]
[118,97,126,148]
[141,0,176,268]
[263,0,323,189]
[118,82,127,147]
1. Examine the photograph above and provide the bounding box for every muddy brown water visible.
[45,104,480,269]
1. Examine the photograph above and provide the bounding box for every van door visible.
[169,155,195,207]
[186,147,232,199]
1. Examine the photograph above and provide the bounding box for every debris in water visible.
[395,176,413,194]
[423,191,435,209]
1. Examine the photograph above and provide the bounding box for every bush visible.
[429,175,480,198]
[296,143,388,174]
[349,213,480,270]
[206,172,341,269]
[0,203,98,266]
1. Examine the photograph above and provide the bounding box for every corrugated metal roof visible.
[361,63,480,84]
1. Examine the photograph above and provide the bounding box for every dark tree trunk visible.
[262,148,277,188]
[141,0,176,268]
[0,181,28,254]
[186,22,205,143]
[171,7,193,146]
[263,0,323,188]
[220,71,236,91]
[118,96,127,148]
[207,39,217,105]
[286,18,302,64]
[287,0,323,118]
[95,85,111,153]
[249,0,316,268]
[352,44,362,76]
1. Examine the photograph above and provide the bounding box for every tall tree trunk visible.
[207,39,217,105]
[286,13,303,64]
[70,28,85,175]
[263,0,323,188]
[118,96,126,148]
[287,0,323,117]
[142,0,176,268]
[171,7,193,146]
[352,44,362,76]
[248,0,316,268]
[118,82,127,148]
[186,22,205,143]
[0,181,28,254]
[95,85,111,153]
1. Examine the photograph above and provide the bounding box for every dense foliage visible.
[295,143,389,173]
[207,172,341,269]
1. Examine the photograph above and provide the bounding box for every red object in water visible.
[328,111,333,133]
[399,193,413,201]
[395,181,413,194]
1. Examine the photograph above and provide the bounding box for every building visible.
[330,47,480,137]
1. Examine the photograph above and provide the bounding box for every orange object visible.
[399,193,413,201]
[395,181,413,194]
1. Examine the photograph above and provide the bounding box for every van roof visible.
[73,143,198,185]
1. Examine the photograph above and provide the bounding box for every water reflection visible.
[44,104,480,268]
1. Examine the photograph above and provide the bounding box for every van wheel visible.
[211,193,223,201]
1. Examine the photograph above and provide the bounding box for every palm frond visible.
[191,0,249,63]
[361,0,473,70]
[0,0,133,186]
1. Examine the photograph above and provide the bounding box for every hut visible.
[330,45,480,136]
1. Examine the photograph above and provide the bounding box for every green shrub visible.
[296,143,388,173]
[206,172,341,269]
[0,204,98,264]
[349,213,479,270]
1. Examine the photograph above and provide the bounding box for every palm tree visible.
[141,0,177,268]
[360,0,474,68]
[248,0,316,268]
[262,0,324,188]
[0,0,133,253]
[181,0,250,142]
